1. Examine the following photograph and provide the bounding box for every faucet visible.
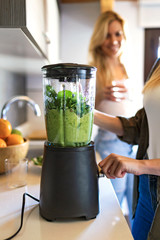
[1,96,41,119]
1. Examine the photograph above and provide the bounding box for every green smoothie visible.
[45,108,64,146]
[44,85,93,147]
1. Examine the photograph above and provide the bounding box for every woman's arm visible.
[99,154,160,179]
[94,109,124,136]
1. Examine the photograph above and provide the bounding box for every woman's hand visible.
[104,83,128,102]
[98,153,143,179]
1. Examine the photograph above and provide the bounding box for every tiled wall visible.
[0,68,27,128]
[26,74,45,131]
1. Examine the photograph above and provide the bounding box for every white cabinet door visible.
[25,0,47,59]
[45,0,60,63]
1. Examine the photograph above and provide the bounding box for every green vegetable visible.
[44,85,91,117]
[31,155,43,166]
[44,85,93,147]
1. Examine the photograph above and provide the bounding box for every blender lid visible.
[41,63,97,81]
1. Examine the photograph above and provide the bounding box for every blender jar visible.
[42,63,96,147]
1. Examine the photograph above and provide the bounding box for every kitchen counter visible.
[0,163,133,240]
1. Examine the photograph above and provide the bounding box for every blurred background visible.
[0,0,160,138]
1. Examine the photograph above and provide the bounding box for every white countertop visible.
[0,163,133,240]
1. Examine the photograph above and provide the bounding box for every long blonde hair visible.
[143,63,160,93]
[88,11,127,87]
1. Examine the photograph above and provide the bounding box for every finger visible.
[109,161,120,178]
[114,162,127,178]
[105,92,126,102]
[99,155,115,171]
[98,161,113,178]
[103,166,116,179]
[99,155,117,177]
[112,82,128,88]
[107,168,116,179]
[98,156,110,167]
[104,94,119,102]
[112,86,128,93]
[98,160,105,168]
[105,173,116,179]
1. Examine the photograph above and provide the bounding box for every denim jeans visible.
[149,175,157,212]
[94,129,136,225]
[132,175,155,240]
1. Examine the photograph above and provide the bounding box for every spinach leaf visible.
[45,85,91,116]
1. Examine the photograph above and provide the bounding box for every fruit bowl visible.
[0,138,29,174]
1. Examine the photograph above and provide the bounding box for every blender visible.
[39,63,99,221]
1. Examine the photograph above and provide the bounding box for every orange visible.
[0,119,12,139]
[0,138,7,147]
[6,134,24,146]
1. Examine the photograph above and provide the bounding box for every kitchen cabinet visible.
[45,0,60,63]
[0,0,60,73]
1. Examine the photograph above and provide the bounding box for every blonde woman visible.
[88,11,135,225]
[94,59,160,240]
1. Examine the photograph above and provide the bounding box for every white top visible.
[143,86,160,159]
[0,163,133,240]
[96,79,134,117]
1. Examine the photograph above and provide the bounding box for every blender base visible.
[39,141,99,221]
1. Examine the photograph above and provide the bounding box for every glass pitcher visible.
[42,63,96,147]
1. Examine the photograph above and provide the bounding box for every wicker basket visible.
[0,138,29,174]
